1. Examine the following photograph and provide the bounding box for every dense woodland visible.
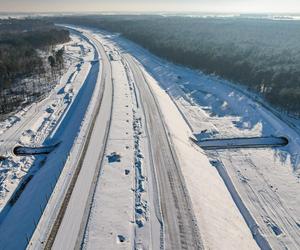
[0,19,70,115]
[52,15,300,116]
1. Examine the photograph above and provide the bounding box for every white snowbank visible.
[139,64,259,249]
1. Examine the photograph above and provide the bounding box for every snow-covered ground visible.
[82,45,136,249]
[0,33,94,211]
[88,28,300,249]
[71,29,258,249]
[0,35,91,211]
[0,30,99,249]
[78,33,161,250]
[1,24,300,250]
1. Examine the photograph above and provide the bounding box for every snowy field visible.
[88,28,300,249]
[0,30,99,250]
[0,33,94,211]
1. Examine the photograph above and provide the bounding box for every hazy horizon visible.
[1,0,300,14]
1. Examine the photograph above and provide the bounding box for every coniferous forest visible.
[51,15,300,116]
[0,19,70,88]
[0,19,70,115]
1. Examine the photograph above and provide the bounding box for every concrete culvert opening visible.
[191,135,289,150]
[13,144,58,156]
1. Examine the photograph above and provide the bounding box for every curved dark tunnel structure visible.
[13,143,59,156]
[191,136,289,150]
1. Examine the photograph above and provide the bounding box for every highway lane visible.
[33,30,202,249]
[44,31,114,250]
[124,54,203,250]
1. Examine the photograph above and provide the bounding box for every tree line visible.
[50,15,300,116]
[0,19,70,115]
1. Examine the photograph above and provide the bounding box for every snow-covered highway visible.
[45,30,113,250]
[41,28,204,250]
[124,54,203,249]
[25,27,259,250]
[46,28,258,250]
[100,27,300,249]
[3,24,300,250]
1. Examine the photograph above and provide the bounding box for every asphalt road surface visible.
[45,31,114,250]
[125,54,203,250]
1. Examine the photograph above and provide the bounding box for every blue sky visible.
[0,0,299,13]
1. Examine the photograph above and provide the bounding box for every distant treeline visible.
[0,19,70,88]
[50,15,300,116]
